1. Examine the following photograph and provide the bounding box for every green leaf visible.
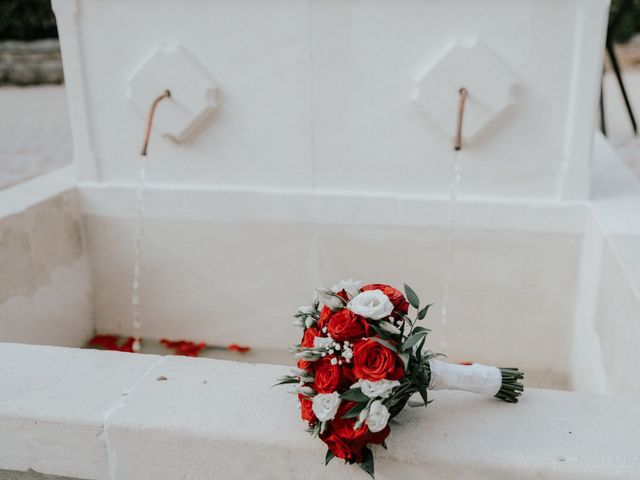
[399,352,410,370]
[417,303,433,320]
[411,326,430,334]
[341,402,368,419]
[325,449,335,466]
[417,383,429,407]
[401,330,427,352]
[369,337,398,353]
[340,389,369,403]
[272,377,301,387]
[378,321,401,335]
[404,283,420,309]
[416,336,427,364]
[359,447,375,478]
[368,322,392,341]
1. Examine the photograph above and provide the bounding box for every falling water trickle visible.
[439,150,462,351]
[131,154,148,352]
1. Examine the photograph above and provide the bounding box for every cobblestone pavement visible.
[0,73,639,191]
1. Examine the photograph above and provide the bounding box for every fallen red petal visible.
[227,344,251,353]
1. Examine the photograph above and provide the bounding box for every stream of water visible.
[439,150,462,351]
[131,154,148,352]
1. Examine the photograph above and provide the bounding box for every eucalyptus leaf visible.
[399,352,410,370]
[401,330,427,352]
[378,321,401,335]
[370,336,398,353]
[417,383,429,407]
[404,283,420,309]
[411,326,430,334]
[368,322,392,341]
[272,378,301,387]
[359,447,375,478]
[417,303,433,320]
[340,388,369,403]
[341,402,368,419]
[325,449,335,466]
[416,336,427,364]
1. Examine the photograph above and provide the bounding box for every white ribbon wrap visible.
[428,360,502,396]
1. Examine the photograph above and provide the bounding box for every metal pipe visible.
[140,89,171,156]
[454,87,468,151]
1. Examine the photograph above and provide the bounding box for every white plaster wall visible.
[0,170,93,347]
[53,0,608,200]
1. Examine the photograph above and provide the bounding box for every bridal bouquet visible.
[277,281,524,477]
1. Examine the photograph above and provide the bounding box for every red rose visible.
[352,338,404,381]
[317,306,334,330]
[314,357,344,393]
[361,284,409,315]
[321,431,363,463]
[320,402,390,462]
[327,309,367,342]
[298,394,317,425]
[298,327,322,372]
[297,358,312,371]
[341,361,357,384]
[301,327,322,348]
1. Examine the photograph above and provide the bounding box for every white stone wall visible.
[0,169,92,347]
[1,343,640,480]
[53,0,607,200]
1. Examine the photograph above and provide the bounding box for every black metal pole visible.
[606,40,638,134]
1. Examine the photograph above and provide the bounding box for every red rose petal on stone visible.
[227,344,251,353]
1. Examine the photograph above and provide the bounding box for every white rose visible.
[312,392,341,422]
[316,288,344,310]
[313,336,334,349]
[347,290,394,320]
[331,279,362,298]
[366,400,390,433]
[358,379,400,399]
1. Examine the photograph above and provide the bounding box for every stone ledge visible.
[1,343,639,480]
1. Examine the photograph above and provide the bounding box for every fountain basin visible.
[1,134,639,395]
[3,0,640,477]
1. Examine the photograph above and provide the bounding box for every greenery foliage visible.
[0,0,58,41]
[610,0,640,43]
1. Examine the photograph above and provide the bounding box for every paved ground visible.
[0,69,639,190]
[602,69,640,178]
[0,85,71,190]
